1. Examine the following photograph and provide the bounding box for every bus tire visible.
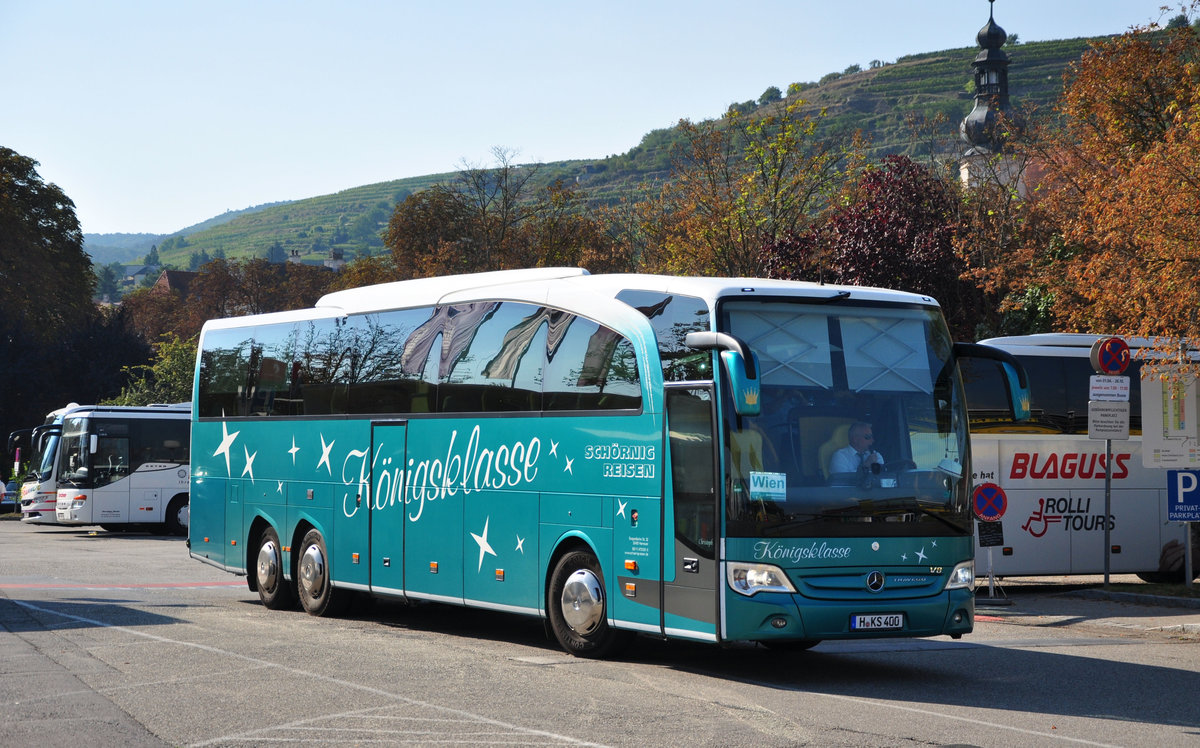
[297,529,348,617]
[255,526,296,610]
[165,495,188,537]
[547,550,632,658]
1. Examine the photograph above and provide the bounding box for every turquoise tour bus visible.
[189,268,1027,656]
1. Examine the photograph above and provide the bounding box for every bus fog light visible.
[727,562,797,596]
[945,561,974,590]
[770,616,788,629]
[953,611,964,624]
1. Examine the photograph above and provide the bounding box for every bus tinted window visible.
[964,352,1143,433]
[617,290,712,381]
[346,309,437,414]
[199,303,641,417]
[544,315,640,411]
[441,301,545,413]
[197,328,254,418]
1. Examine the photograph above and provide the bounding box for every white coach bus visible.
[963,334,1196,582]
[53,403,191,535]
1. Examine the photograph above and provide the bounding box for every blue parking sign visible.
[1167,470,1200,522]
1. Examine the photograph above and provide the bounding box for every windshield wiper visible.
[761,512,824,535]
[868,498,969,534]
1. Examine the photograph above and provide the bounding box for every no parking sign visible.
[972,482,1007,522]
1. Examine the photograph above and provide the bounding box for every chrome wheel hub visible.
[561,568,604,635]
[256,539,280,590]
[299,543,326,598]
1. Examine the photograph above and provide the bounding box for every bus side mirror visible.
[685,332,762,417]
[953,342,1031,422]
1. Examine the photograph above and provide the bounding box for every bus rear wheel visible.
[256,526,295,610]
[547,550,632,658]
[297,529,348,617]
[164,495,188,537]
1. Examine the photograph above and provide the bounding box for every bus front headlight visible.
[727,562,797,596]
[944,560,974,590]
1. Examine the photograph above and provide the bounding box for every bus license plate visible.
[851,613,904,631]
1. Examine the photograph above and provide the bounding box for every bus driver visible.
[829,421,884,475]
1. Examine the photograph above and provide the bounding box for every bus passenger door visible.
[663,386,720,641]
[369,422,408,596]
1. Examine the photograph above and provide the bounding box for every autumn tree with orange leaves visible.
[623,103,862,277]
[1008,15,1200,354]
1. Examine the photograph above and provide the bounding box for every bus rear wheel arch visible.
[546,548,633,658]
[255,525,296,610]
[164,494,188,537]
[296,528,349,617]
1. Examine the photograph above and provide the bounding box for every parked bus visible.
[189,268,1027,656]
[964,334,1197,582]
[48,403,192,535]
[12,404,75,524]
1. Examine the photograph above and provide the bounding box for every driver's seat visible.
[817,422,852,481]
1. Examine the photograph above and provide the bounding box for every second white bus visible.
[52,403,192,535]
[964,334,1197,582]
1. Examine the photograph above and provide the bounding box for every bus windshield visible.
[31,430,60,482]
[56,417,92,486]
[721,300,970,538]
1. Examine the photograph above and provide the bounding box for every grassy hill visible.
[86,34,1101,269]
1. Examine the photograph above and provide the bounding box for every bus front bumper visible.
[725,587,974,643]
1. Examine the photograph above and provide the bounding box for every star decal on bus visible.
[317,434,335,475]
[549,440,559,457]
[471,517,497,572]
[288,437,300,464]
[616,498,628,518]
[213,422,240,476]
[564,456,574,475]
[914,547,927,563]
[242,446,257,482]
[515,535,525,553]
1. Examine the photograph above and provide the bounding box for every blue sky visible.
[1,0,1182,235]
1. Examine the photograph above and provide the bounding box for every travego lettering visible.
[1009,452,1130,480]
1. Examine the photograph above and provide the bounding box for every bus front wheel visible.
[256,526,295,610]
[297,529,348,617]
[547,550,632,658]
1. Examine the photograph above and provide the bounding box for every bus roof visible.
[978,333,1160,354]
[311,268,941,317]
[58,403,191,419]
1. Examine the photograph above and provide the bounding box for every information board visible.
[977,521,1005,548]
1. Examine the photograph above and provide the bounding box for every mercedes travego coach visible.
[188,268,1028,656]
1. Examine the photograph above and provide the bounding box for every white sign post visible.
[1089,337,1131,589]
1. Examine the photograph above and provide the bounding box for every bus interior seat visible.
[815,421,853,481]
[729,426,766,474]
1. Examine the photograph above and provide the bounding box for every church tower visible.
[960,0,1021,191]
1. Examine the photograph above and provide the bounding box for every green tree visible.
[0,147,95,341]
[266,240,287,263]
[631,103,862,276]
[95,261,123,300]
[143,244,160,266]
[187,249,211,271]
[758,86,782,106]
[104,332,196,406]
